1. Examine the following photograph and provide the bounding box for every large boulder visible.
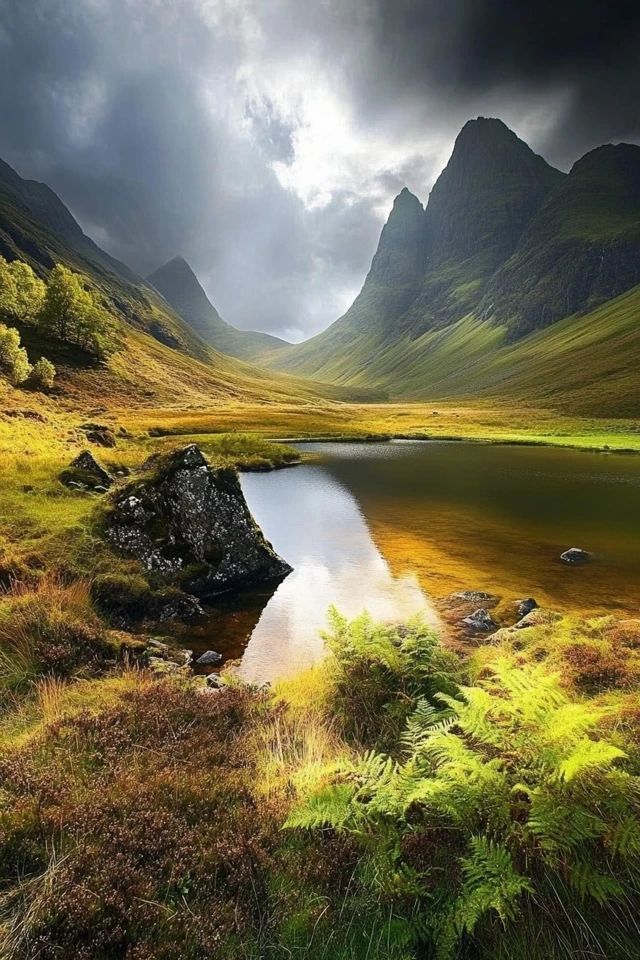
[104,444,291,597]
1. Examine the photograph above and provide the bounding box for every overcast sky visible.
[0,0,639,341]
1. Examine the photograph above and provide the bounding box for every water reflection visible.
[237,462,438,683]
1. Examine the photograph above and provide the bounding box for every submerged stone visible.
[462,608,498,632]
[104,443,292,598]
[560,547,591,565]
[516,597,538,618]
[450,590,499,606]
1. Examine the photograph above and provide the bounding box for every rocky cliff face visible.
[105,444,291,597]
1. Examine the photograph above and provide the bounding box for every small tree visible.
[9,260,46,323]
[0,257,17,320]
[39,264,117,358]
[0,323,32,384]
[38,264,92,343]
[29,356,56,390]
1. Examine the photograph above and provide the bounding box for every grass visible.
[2,609,638,958]
[113,400,640,453]
[262,283,640,418]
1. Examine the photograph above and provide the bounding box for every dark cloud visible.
[0,0,637,340]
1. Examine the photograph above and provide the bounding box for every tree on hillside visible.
[38,264,118,359]
[10,261,46,322]
[0,257,17,319]
[0,257,47,324]
[0,323,32,384]
[28,356,56,390]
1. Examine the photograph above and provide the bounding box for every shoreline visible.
[270,431,640,456]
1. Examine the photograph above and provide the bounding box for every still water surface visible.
[186,441,640,682]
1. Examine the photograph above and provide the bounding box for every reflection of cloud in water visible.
[239,465,438,684]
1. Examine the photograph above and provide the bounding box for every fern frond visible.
[452,836,532,934]
[568,859,624,905]
[556,738,626,782]
[284,782,356,831]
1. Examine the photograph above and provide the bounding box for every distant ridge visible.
[0,157,140,284]
[147,256,289,362]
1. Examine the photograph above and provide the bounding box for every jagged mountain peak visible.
[149,255,200,283]
[424,117,564,272]
[393,186,423,208]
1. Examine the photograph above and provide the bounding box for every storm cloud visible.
[0,0,638,340]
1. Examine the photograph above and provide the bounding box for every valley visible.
[2,106,640,960]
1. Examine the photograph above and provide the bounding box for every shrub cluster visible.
[0,257,118,387]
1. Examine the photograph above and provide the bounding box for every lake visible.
[185,440,640,682]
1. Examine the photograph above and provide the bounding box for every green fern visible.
[452,836,533,934]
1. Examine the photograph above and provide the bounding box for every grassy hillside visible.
[262,283,640,417]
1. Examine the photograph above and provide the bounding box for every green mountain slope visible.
[0,171,207,359]
[0,157,140,284]
[270,283,640,416]
[265,118,565,379]
[147,256,288,362]
[263,118,640,414]
[482,143,640,335]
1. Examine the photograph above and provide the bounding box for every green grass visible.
[260,283,640,419]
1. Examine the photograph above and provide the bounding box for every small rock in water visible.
[462,608,498,632]
[196,649,223,666]
[449,590,499,606]
[560,547,591,565]
[516,597,538,618]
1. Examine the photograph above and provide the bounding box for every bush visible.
[0,681,281,960]
[322,607,458,749]
[28,356,56,391]
[0,580,111,691]
[8,260,46,322]
[0,322,32,384]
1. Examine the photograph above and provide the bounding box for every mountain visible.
[0,158,209,357]
[147,257,288,362]
[481,142,640,335]
[0,157,140,283]
[264,118,640,413]
[0,155,378,408]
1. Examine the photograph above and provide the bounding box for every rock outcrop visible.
[104,444,291,597]
[61,451,114,490]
